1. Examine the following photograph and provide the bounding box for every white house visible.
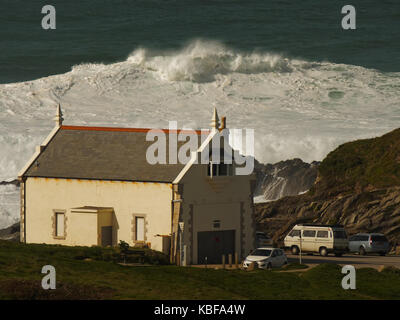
[19,105,256,264]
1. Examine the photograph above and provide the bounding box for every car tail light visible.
[369,238,373,245]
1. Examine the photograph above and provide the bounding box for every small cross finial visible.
[54,103,64,127]
[210,107,220,129]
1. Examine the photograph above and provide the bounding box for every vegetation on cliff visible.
[256,128,400,243]
[315,128,400,196]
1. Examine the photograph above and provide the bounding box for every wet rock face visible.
[0,179,20,187]
[255,187,400,245]
[255,129,400,246]
[254,158,319,201]
[0,222,20,241]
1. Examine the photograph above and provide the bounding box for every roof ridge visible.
[61,125,209,135]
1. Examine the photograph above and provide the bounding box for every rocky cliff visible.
[256,128,400,245]
[0,222,19,241]
[254,158,319,201]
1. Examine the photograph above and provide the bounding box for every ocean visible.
[1,0,399,83]
[0,0,399,227]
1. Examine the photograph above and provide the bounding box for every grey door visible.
[198,230,235,264]
[101,226,113,246]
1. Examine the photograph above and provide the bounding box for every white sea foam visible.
[127,40,291,82]
[0,185,19,229]
[0,39,399,227]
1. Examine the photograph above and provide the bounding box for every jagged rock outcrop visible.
[0,222,20,241]
[255,128,400,245]
[0,179,19,187]
[254,159,319,201]
[256,187,400,245]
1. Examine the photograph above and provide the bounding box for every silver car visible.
[243,248,288,269]
[348,233,390,256]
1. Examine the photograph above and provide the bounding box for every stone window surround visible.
[131,214,148,244]
[52,209,67,240]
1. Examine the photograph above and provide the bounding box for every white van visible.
[284,224,348,256]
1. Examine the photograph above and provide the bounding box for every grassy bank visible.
[0,240,399,299]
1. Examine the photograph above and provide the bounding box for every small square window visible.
[213,220,220,228]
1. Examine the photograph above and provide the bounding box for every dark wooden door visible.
[198,230,235,264]
[101,226,113,246]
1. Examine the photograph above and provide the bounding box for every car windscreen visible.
[371,235,388,242]
[333,230,347,239]
[250,249,271,256]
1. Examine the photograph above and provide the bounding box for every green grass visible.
[277,263,309,271]
[0,241,399,299]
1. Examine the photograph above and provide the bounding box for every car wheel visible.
[291,246,300,255]
[359,247,366,256]
[379,252,386,256]
[266,262,272,270]
[319,247,328,257]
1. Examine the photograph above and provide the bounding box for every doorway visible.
[197,230,235,264]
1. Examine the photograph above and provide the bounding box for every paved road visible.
[286,253,400,269]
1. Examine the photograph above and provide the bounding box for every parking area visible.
[286,252,400,270]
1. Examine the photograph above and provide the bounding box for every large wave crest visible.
[127,40,292,82]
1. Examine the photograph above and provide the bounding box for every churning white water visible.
[0,39,399,226]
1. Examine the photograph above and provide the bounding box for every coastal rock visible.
[255,128,400,245]
[0,222,20,242]
[254,159,319,201]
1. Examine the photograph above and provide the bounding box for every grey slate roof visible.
[24,126,206,183]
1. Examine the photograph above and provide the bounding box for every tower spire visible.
[54,103,64,127]
[210,107,220,130]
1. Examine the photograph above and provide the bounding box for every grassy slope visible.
[0,241,399,299]
[316,128,400,195]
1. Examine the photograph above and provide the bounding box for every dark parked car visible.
[348,233,390,256]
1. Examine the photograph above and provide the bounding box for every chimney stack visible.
[219,116,226,131]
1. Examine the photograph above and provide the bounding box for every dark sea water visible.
[0,0,399,84]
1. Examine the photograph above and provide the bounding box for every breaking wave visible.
[127,40,292,82]
[0,184,19,229]
[0,39,399,227]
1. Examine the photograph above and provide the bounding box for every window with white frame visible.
[207,162,233,177]
[55,212,65,238]
[135,216,145,241]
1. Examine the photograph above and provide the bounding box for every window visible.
[213,220,220,228]
[219,163,227,176]
[303,230,316,238]
[371,235,388,242]
[136,217,145,241]
[208,163,218,176]
[251,249,272,256]
[207,162,233,177]
[55,212,65,238]
[317,230,329,238]
[289,230,301,237]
